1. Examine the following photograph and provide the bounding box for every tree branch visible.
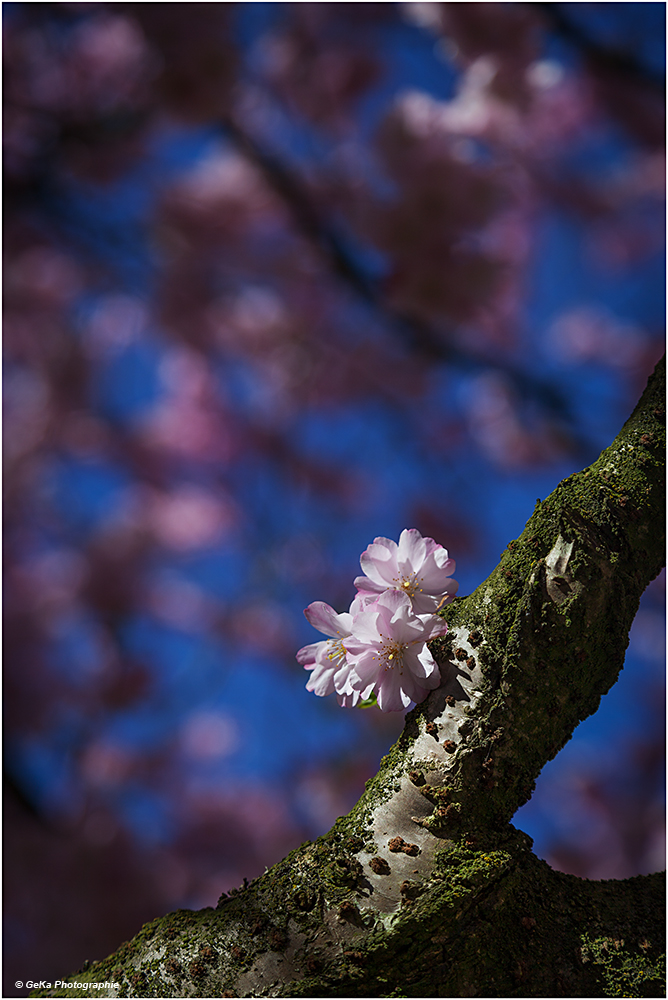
[531,2,666,92]
[36,358,665,998]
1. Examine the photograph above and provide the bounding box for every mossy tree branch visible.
[36,359,665,998]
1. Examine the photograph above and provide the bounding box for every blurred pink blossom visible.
[85,295,148,357]
[146,573,217,632]
[140,348,235,464]
[180,711,240,761]
[148,486,239,551]
[81,741,135,788]
[549,306,649,368]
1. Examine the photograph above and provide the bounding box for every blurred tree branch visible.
[222,113,590,452]
[532,2,665,91]
[531,2,665,148]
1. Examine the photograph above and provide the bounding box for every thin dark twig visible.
[531,2,665,90]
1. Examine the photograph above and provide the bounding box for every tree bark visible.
[35,358,666,999]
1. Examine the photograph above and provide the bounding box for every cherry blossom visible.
[296,593,374,704]
[342,589,448,712]
[354,527,458,614]
[298,533,454,711]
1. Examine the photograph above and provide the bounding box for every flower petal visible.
[346,609,383,646]
[397,528,427,574]
[376,670,412,712]
[416,555,457,593]
[376,588,413,616]
[306,660,337,697]
[401,643,430,680]
[353,575,384,595]
[345,649,382,685]
[350,591,380,613]
[408,683,431,706]
[433,547,455,573]
[412,645,442,686]
[418,614,449,639]
[376,592,431,643]
[296,641,322,666]
[411,594,440,614]
[304,601,350,638]
[360,539,398,587]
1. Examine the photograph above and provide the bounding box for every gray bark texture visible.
[35,358,666,998]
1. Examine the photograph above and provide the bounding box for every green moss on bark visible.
[580,933,666,998]
[419,357,666,838]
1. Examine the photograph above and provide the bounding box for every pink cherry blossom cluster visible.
[296,529,458,712]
